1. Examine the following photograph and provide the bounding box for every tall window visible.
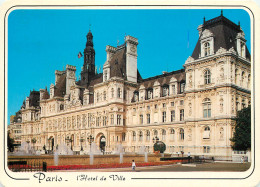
[171,110,175,122]
[241,43,245,57]
[146,130,150,141]
[103,91,106,101]
[96,92,99,102]
[204,69,211,84]
[242,98,246,109]
[203,146,210,153]
[203,98,211,118]
[241,71,245,86]
[132,131,136,141]
[117,115,121,125]
[117,88,121,98]
[140,115,143,124]
[180,83,185,93]
[180,128,184,140]
[235,69,239,85]
[162,111,166,122]
[139,131,143,141]
[103,116,107,126]
[248,74,251,89]
[111,88,114,98]
[170,129,175,141]
[172,85,176,95]
[134,91,139,102]
[122,132,126,141]
[110,114,114,125]
[162,129,166,141]
[180,109,184,121]
[204,42,210,56]
[154,130,158,136]
[147,89,153,99]
[162,86,169,97]
[203,126,210,139]
[147,114,150,124]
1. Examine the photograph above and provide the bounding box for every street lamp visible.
[87,135,94,152]
[152,136,159,144]
[80,138,85,151]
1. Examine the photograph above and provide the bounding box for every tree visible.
[153,141,166,153]
[230,106,251,151]
[7,132,14,152]
[31,138,37,150]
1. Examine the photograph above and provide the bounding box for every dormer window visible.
[241,43,245,58]
[147,88,153,99]
[162,85,169,97]
[133,91,139,102]
[204,42,210,56]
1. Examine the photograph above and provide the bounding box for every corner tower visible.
[81,30,96,85]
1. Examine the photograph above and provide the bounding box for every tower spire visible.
[221,9,223,16]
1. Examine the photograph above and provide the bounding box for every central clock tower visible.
[81,30,96,85]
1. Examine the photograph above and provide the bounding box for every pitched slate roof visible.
[191,15,251,60]
[28,90,40,107]
[54,73,66,97]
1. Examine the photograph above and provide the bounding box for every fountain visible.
[138,145,148,162]
[88,142,102,165]
[54,151,59,166]
[114,144,125,163]
[56,143,73,155]
[10,142,36,156]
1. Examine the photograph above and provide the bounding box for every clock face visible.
[130,46,136,53]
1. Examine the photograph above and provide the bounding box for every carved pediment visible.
[185,56,195,64]
[201,29,214,40]
[216,47,227,55]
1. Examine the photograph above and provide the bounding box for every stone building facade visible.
[10,13,251,159]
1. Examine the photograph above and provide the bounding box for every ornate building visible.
[10,13,251,159]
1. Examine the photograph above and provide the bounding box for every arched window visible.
[162,129,166,141]
[204,42,210,56]
[180,128,184,140]
[139,131,143,142]
[203,126,210,139]
[203,98,211,118]
[170,129,175,141]
[146,130,150,141]
[241,71,245,86]
[132,131,136,141]
[117,88,121,98]
[154,130,158,136]
[248,74,251,89]
[204,69,211,84]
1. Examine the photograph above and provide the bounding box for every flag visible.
[78,52,82,58]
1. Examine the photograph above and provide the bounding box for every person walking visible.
[187,152,191,163]
[132,160,136,171]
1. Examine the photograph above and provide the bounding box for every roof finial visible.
[203,16,206,24]
[221,9,223,16]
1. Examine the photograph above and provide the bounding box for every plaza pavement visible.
[53,162,251,172]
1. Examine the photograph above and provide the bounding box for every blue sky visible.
[7,8,251,124]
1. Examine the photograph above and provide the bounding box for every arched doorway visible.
[100,135,106,152]
[48,136,54,152]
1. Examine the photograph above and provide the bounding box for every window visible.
[203,126,210,139]
[180,100,184,105]
[204,69,211,84]
[204,42,210,56]
[104,70,107,81]
[103,91,106,101]
[180,83,185,93]
[147,89,153,99]
[103,116,107,126]
[133,131,136,141]
[146,130,150,141]
[170,129,175,140]
[111,88,114,98]
[203,146,210,153]
[147,106,150,110]
[241,43,245,57]
[117,88,121,98]
[172,85,176,95]
[241,71,245,86]
[236,97,240,111]
[154,130,158,136]
[180,128,184,140]
[162,129,166,141]
[122,132,126,141]
[242,98,246,109]
[147,114,150,124]
[171,102,174,106]
[203,98,211,118]
[248,74,251,89]
[133,91,139,102]
[139,131,143,142]
[117,115,121,125]
[235,69,239,85]
[110,114,114,125]
[162,111,166,122]
[97,92,99,102]
[162,86,169,97]
[180,109,184,121]
[163,103,166,108]
[155,104,158,109]
[60,104,64,111]
[171,110,175,122]
[140,115,143,124]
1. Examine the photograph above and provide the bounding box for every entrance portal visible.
[100,135,106,152]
